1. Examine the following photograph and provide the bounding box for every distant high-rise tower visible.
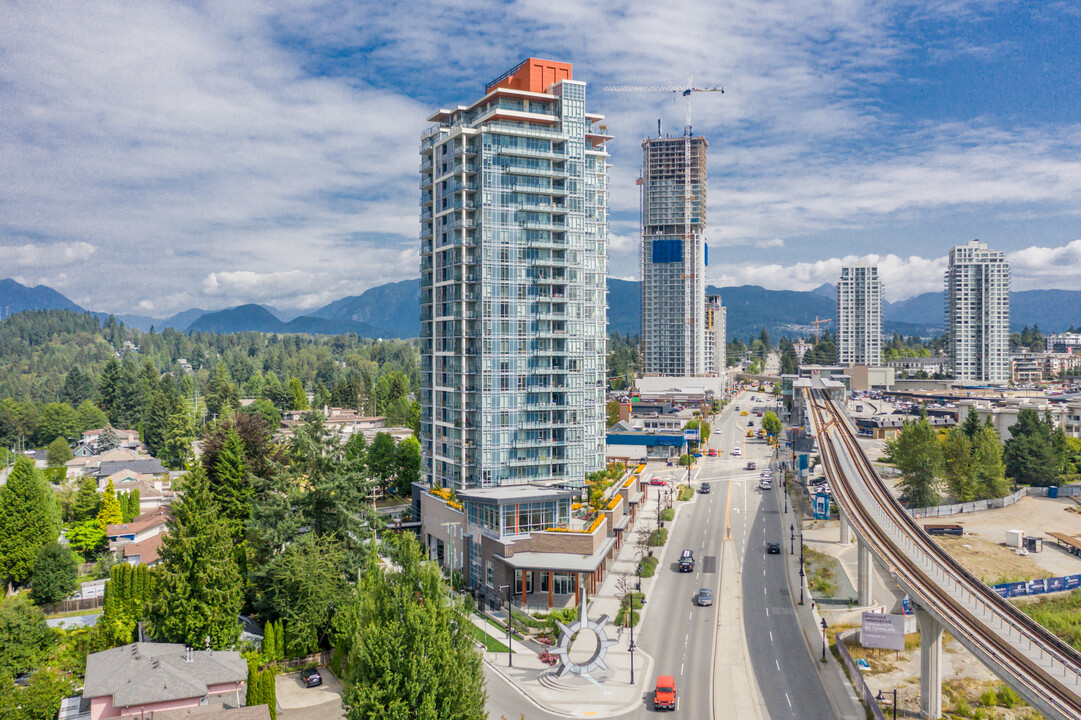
[836,264,883,366]
[419,58,610,490]
[640,136,708,376]
[704,294,726,375]
[945,240,1010,383]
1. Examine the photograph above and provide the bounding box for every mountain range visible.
[2,276,1078,340]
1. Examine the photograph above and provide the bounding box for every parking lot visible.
[275,667,344,720]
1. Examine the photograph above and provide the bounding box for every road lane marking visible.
[724,475,733,540]
[786,692,792,707]
[776,659,781,671]
[769,631,774,642]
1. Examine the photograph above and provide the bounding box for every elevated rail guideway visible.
[804,388,1081,720]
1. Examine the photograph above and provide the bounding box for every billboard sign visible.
[813,492,831,519]
[861,612,906,651]
[683,429,700,442]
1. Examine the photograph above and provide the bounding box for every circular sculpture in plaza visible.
[552,611,619,678]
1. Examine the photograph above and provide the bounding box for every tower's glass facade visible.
[420,60,610,490]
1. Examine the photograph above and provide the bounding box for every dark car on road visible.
[301,667,322,688]
[695,588,713,606]
[699,481,711,494]
[766,542,781,555]
[679,549,695,572]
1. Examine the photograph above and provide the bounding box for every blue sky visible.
[2,0,1081,315]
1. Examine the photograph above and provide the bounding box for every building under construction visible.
[641,135,722,376]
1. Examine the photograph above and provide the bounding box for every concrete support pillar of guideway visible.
[856,536,872,607]
[915,606,944,719]
[839,508,852,545]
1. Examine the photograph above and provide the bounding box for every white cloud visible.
[6,242,96,266]
[1,1,1080,316]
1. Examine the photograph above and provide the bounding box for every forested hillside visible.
[0,310,420,454]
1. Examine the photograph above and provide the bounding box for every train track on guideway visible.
[804,388,1081,720]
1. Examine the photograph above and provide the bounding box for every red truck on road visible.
[654,675,676,710]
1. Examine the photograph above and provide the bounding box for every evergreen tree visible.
[960,407,982,439]
[72,477,101,521]
[263,621,277,662]
[98,425,120,452]
[97,566,137,647]
[162,404,197,469]
[29,542,78,605]
[335,534,486,720]
[0,457,61,585]
[1004,408,1062,486]
[60,366,95,407]
[209,428,252,540]
[887,417,943,508]
[289,377,307,411]
[256,534,348,657]
[127,488,141,520]
[96,358,123,417]
[205,363,240,422]
[147,466,242,649]
[97,479,123,530]
[143,390,172,460]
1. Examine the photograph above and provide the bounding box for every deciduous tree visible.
[30,542,78,605]
[46,436,73,467]
[887,416,943,508]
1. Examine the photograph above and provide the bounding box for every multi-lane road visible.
[486,392,834,719]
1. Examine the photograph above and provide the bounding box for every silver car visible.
[695,588,713,606]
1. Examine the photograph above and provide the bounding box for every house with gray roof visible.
[83,642,247,719]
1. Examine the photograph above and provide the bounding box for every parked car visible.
[655,675,677,711]
[767,542,781,555]
[301,667,323,688]
[695,588,713,606]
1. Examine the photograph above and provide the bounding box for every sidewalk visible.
[481,473,674,717]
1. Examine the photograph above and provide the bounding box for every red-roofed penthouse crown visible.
[486,58,573,94]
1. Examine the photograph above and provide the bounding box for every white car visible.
[731,447,742,456]
[760,478,772,490]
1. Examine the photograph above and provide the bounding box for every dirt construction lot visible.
[917,496,1081,578]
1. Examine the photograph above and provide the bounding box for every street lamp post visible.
[657,489,662,529]
[628,594,636,685]
[636,562,642,592]
[497,584,513,667]
[875,690,897,720]
[790,523,795,555]
[820,617,828,661]
[799,563,805,605]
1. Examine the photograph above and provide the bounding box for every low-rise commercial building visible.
[416,475,645,611]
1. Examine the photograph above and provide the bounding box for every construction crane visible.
[812,316,832,340]
[603,78,724,138]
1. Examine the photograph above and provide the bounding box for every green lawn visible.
[468,623,513,653]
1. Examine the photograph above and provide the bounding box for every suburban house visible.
[81,643,249,719]
[121,533,166,567]
[81,427,140,449]
[108,510,170,550]
[416,468,646,611]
